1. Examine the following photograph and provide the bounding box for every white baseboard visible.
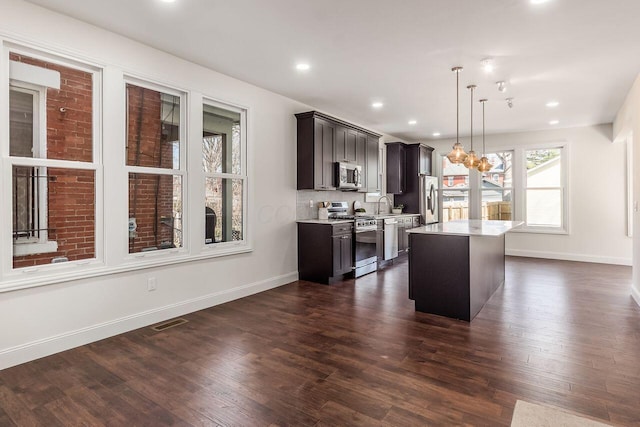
[0,271,298,370]
[506,249,632,266]
[632,285,640,308]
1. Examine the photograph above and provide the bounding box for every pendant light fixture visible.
[463,85,480,169]
[477,99,493,173]
[446,67,467,164]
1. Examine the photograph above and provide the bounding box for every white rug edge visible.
[511,400,614,427]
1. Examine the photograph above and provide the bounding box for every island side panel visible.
[469,234,506,320]
[409,233,471,320]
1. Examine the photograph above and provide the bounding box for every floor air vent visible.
[151,318,188,332]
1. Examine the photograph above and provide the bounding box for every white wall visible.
[429,124,631,266]
[0,0,400,369]
[613,73,640,306]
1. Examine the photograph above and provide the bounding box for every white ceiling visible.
[25,0,640,141]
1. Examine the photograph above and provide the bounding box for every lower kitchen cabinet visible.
[298,222,353,284]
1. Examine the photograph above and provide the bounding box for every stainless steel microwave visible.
[335,162,363,190]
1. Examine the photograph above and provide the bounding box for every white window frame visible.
[0,36,257,292]
[201,97,249,252]
[9,84,51,250]
[123,77,188,260]
[481,151,514,222]
[1,42,104,283]
[517,143,569,234]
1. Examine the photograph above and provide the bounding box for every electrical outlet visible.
[147,277,157,291]
[309,200,314,208]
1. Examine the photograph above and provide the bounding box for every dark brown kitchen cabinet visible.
[332,233,353,276]
[355,132,367,191]
[298,222,353,284]
[386,142,406,194]
[296,111,381,191]
[366,135,380,192]
[419,144,433,176]
[388,142,434,214]
[296,112,336,190]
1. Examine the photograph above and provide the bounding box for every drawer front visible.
[332,224,353,235]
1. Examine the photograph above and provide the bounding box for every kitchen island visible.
[406,220,522,321]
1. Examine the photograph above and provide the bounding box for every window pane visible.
[9,53,93,162]
[442,157,469,189]
[442,189,469,222]
[126,84,180,169]
[483,152,512,188]
[9,89,35,157]
[205,178,244,243]
[526,149,561,187]
[128,173,182,253]
[526,189,562,227]
[203,103,241,175]
[13,168,95,268]
[482,190,513,220]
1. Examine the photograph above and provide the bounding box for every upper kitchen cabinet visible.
[386,142,407,194]
[386,142,434,195]
[366,135,380,193]
[296,112,336,190]
[296,111,381,191]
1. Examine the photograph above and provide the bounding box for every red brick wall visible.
[126,85,176,253]
[11,54,95,268]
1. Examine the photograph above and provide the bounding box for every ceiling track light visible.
[497,81,507,93]
[506,98,514,108]
[446,67,468,164]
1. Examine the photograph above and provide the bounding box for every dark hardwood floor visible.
[1,256,639,426]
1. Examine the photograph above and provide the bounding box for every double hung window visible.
[481,152,513,221]
[441,157,469,222]
[125,81,185,254]
[202,100,247,245]
[7,51,100,270]
[524,147,566,230]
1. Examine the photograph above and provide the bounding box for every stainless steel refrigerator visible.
[419,175,439,224]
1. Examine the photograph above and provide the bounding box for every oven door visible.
[355,229,377,268]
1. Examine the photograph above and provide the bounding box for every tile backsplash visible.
[297,190,394,220]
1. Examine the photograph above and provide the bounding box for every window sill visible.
[13,240,58,256]
[510,227,568,235]
[0,243,253,293]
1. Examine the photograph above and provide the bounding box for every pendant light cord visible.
[470,87,474,151]
[482,101,486,155]
[456,70,459,144]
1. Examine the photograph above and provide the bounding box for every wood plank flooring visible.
[1,256,639,426]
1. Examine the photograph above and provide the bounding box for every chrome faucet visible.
[377,195,393,215]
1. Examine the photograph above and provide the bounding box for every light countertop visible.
[406,220,523,237]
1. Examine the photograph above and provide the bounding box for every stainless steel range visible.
[354,216,378,277]
[325,202,378,278]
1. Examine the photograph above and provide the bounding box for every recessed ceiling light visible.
[159,0,176,3]
[296,63,310,71]
[432,132,441,137]
[408,120,417,125]
[372,102,384,109]
[481,58,494,73]
[546,101,559,108]
[530,0,550,4]
[549,120,559,125]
